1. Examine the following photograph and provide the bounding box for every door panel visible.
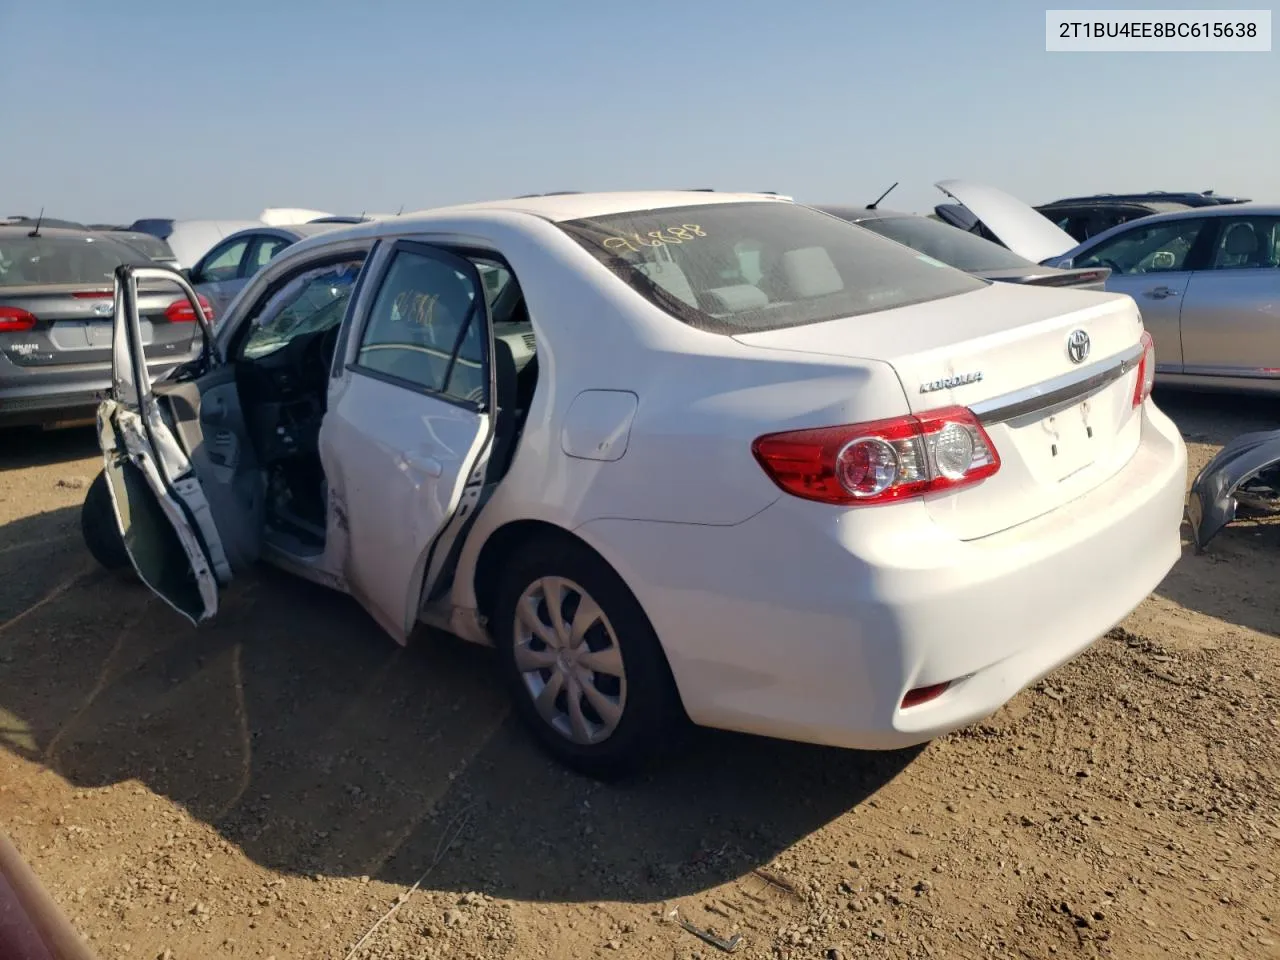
[1179,268,1280,375]
[98,403,219,623]
[101,264,233,622]
[153,366,265,571]
[320,241,494,642]
[1075,217,1214,374]
[1105,272,1190,372]
[322,375,490,639]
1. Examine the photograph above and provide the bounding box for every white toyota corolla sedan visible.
[81,191,1188,777]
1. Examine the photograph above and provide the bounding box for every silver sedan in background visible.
[1045,204,1280,394]
[187,222,341,319]
[935,181,1280,395]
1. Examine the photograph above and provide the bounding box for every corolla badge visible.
[919,371,983,393]
[91,301,113,317]
[1067,329,1090,364]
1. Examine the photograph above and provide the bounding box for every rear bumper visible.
[576,399,1188,750]
[0,354,189,427]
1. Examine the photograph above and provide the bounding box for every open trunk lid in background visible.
[734,282,1147,540]
[935,180,1079,264]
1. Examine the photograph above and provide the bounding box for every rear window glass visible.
[559,202,985,333]
[114,232,176,262]
[0,233,149,287]
[854,215,1034,272]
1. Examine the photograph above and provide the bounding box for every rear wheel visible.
[81,470,131,573]
[493,535,684,779]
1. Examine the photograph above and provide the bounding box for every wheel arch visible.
[471,518,687,716]
[473,518,595,624]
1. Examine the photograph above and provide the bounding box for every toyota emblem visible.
[1066,329,1090,364]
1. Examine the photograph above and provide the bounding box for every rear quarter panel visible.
[433,214,913,609]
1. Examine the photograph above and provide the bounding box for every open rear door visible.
[98,264,230,624]
[321,241,500,642]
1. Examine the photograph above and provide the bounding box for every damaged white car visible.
[82,191,1188,777]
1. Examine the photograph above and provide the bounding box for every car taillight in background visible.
[1133,330,1156,408]
[752,406,1001,506]
[0,306,37,332]
[164,294,214,323]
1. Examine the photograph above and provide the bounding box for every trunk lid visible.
[935,180,1078,263]
[0,282,199,368]
[734,282,1147,539]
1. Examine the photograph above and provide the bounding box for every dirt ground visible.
[1,389,1278,960]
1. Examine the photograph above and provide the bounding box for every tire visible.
[81,470,131,573]
[493,535,685,779]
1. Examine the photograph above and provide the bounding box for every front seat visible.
[1219,222,1260,268]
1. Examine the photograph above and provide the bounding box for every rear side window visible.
[559,202,985,333]
[0,233,148,287]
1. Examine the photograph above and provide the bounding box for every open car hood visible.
[934,180,1078,264]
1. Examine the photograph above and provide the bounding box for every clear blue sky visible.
[2,0,1274,222]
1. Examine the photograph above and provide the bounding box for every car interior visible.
[148,249,539,573]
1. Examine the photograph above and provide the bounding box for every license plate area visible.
[52,319,155,350]
[1037,401,1098,481]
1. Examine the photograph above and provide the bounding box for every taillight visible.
[752,405,1001,506]
[165,294,214,323]
[1132,330,1156,408]
[0,306,37,332]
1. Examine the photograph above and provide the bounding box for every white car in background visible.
[126,218,265,270]
[82,191,1187,778]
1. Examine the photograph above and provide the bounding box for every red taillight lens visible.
[0,306,37,332]
[752,405,1001,506]
[1132,330,1156,408]
[164,294,214,323]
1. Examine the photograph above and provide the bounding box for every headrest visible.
[1224,223,1258,255]
[783,246,843,298]
[636,259,697,307]
[703,284,769,313]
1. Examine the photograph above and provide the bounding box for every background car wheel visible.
[80,470,131,574]
[494,535,685,779]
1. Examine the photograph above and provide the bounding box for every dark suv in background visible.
[1034,191,1252,243]
[936,190,1251,246]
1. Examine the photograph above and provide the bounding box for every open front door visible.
[99,264,230,625]
[321,240,499,642]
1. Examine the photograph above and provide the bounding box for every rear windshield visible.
[559,201,985,333]
[854,214,1034,272]
[114,232,176,262]
[0,233,149,287]
[128,219,175,240]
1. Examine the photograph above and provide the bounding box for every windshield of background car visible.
[559,202,985,333]
[856,215,1034,272]
[0,233,149,287]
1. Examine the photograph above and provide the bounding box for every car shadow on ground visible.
[0,506,918,904]
[1151,387,1280,639]
[0,425,99,470]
